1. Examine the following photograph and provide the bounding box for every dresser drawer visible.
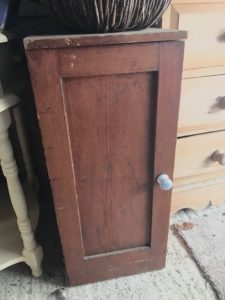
[172,181,225,213]
[174,131,225,187]
[163,2,225,70]
[178,75,225,136]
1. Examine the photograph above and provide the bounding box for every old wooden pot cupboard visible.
[24,29,186,285]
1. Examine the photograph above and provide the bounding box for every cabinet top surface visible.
[24,28,187,50]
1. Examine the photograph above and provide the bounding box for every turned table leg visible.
[12,105,38,189]
[0,109,43,277]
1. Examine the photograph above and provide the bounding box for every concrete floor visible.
[0,223,218,300]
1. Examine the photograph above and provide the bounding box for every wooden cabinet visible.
[163,1,225,212]
[24,29,185,285]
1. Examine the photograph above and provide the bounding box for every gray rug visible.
[0,193,217,300]
[173,203,225,300]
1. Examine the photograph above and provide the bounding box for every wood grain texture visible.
[59,44,159,77]
[150,41,184,269]
[63,73,156,256]
[25,30,185,285]
[24,28,187,50]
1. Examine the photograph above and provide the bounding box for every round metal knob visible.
[212,150,225,166]
[157,174,173,191]
[218,97,225,109]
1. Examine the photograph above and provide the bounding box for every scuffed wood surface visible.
[24,28,187,50]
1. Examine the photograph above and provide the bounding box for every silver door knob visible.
[157,174,173,191]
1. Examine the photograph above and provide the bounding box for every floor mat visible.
[0,191,218,300]
[173,203,225,300]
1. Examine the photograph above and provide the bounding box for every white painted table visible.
[0,33,43,277]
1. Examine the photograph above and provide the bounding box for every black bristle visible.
[41,0,171,33]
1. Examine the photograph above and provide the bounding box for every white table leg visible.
[12,105,38,189]
[0,110,43,277]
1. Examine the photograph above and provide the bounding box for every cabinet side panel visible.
[25,50,87,280]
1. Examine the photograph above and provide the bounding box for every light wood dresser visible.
[163,0,225,212]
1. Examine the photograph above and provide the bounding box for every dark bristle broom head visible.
[41,0,171,33]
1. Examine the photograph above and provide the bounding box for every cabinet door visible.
[27,41,184,285]
[163,1,225,70]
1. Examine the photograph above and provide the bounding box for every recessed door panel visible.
[63,73,157,256]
